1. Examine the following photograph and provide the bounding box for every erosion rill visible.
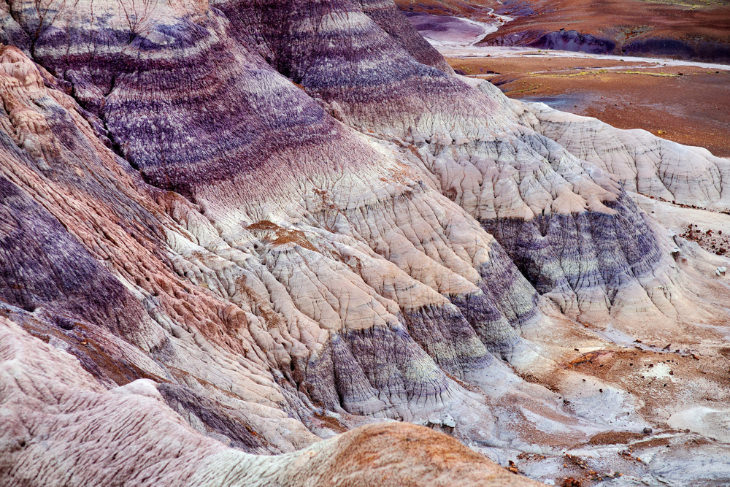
[0,1,728,485]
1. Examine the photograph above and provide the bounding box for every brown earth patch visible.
[324,423,545,485]
[588,431,646,445]
[312,411,349,433]
[247,220,318,252]
[561,347,730,421]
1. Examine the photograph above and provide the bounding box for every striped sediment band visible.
[482,192,665,319]
[0,0,681,433]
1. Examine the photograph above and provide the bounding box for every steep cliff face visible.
[0,0,729,485]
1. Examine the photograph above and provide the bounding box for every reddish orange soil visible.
[448,56,730,156]
[396,0,496,19]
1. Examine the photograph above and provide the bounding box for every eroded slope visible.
[0,0,728,485]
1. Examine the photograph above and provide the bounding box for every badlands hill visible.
[0,0,729,486]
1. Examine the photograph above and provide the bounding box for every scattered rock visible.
[561,477,582,487]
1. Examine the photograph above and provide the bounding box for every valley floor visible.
[450,53,730,157]
[405,12,730,156]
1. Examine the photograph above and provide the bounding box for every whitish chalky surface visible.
[0,0,729,485]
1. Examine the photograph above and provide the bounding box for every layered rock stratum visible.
[0,0,728,485]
